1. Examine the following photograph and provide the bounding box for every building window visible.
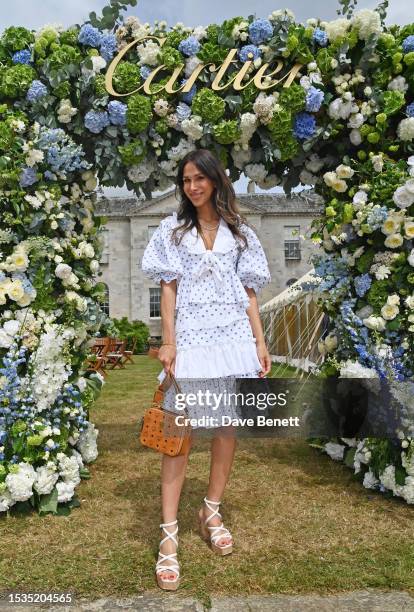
[99,228,110,264]
[150,287,161,318]
[101,283,110,316]
[148,226,158,241]
[284,225,301,261]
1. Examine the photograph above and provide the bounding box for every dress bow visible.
[192,251,225,290]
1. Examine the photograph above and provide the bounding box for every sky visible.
[1,1,410,196]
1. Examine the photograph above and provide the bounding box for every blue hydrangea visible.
[180,79,197,104]
[84,110,110,134]
[19,167,38,188]
[354,274,372,298]
[305,86,324,112]
[402,35,414,54]
[176,102,192,122]
[26,80,48,102]
[78,24,102,48]
[100,33,117,62]
[406,102,414,118]
[293,112,316,140]
[366,205,388,230]
[140,65,152,80]
[12,49,31,64]
[248,19,273,45]
[36,127,90,173]
[107,100,127,126]
[313,28,328,47]
[178,36,200,57]
[238,44,261,62]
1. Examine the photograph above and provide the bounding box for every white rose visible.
[405,295,414,309]
[387,294,400,306]
[347,113,364,129]
[55,263,72,280]
[90,260,100,274]
[384,233,403,249]
[409,249,414,267]
[336,164,354,179]
[325,334,338,352]
[381,217,400,235]
[393,186,414,209]
[350,128,362,145]
[381,303,399,320]
[363,315,386,331]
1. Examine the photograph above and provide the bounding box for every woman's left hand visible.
[256,341,272,377]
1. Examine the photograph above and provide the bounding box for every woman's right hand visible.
[158,344,177,375]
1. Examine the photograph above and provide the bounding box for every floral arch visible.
[1,0,414,513]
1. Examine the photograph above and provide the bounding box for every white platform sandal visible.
[155,520,180,590]
[198,497,233,556]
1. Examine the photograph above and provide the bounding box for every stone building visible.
[95,190,323,338]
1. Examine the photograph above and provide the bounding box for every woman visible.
[141,149,271,590]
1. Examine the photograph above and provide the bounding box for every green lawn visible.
[1,356,414,604]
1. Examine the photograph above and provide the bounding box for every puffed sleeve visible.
[236,224,271,293]
[141,215,183,284]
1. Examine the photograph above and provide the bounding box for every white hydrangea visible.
[328,97,354,120]
[137,40,160,66]
[159,159,178,177]
[347,113,364,129]
[5,463,36,502]
[56,480,75,503]
[167,139,196,163]
[305,153,325,174]
[388,76,408,93]
[0,488,15,512]
[325,442,345,461]
[398,118,414,142]
[363,469,380,490]
[244,163,267,183]
[154,99,169,117]
[253,93,276,124]
[380,465,397,493]
[339,360,379,378]
[25,149,44,167]
[299,169,317,185]
[58,454,81,486]
[352,9,382,41]
[231,147,252,170]
[238,113,257,144]
[192,26,207,40]
[185,55,202,77]
[324,18,350,42]
[256,174,280,190]
[127,159,155,183]
[77,422,99,463]
[34,465,59,495]
[57,99,78,124]
[181,116,203,140]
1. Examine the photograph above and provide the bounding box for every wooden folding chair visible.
[105,338,127,370]
[123,338,137,365]
[84,337,110,378]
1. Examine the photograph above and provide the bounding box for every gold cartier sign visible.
[105,35,303,97]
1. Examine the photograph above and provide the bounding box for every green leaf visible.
[395,466,407,486]
[344,447,356,468]
[38,488,59,515]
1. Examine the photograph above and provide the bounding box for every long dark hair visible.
[171,149,249,249]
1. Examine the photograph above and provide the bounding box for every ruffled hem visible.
[158,340,262,380]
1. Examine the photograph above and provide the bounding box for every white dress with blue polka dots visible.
[141,212,271,426]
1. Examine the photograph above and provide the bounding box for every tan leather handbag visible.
[139,370,192,456]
